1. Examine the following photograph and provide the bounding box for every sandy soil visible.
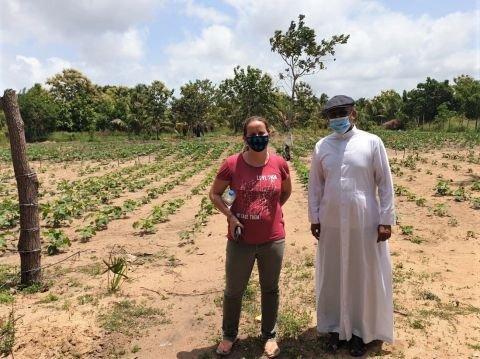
[0,143,479,359]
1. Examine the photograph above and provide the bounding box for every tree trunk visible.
[1,90,41,285]
[288,77,296,132]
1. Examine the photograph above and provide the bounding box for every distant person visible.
[194,122,204,137]
[307,95,396,357]
[209,116,292,358]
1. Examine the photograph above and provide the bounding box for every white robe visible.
[307,126,395,343]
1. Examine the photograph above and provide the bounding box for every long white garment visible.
[308,126,395,343]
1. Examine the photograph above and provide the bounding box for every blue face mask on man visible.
[329,116,351,134]
[246,135,269,152]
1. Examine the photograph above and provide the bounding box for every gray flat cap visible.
[323,95,355,112]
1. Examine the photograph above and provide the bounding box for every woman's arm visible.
[280,175,292,206]
[209,178,232,217]
[209,178,243,235]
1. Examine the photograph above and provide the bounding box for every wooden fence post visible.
[1,89,41,285]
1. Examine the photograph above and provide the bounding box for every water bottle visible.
[222,189,236,208]
[223,189,242,241]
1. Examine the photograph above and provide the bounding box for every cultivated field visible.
[0,131,479,358]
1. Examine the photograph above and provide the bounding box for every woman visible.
[209,116,292,357]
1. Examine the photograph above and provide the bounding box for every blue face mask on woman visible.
[246,135,269,152]
[329,116,351,134]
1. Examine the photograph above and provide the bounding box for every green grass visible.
[39,293,59,303]
[409,318,427,330]
[0,292,14,304]
[77,262,103,276]
[99,300,168,335]
[0,265,17,289]
[21,282,46,294]
[0,311,15,357]
[47,131,133,143]
[409,236,424,244]
[278,306,311,339]
[77,294,98,305]
[417,302,480,323]
[418,290,440,302]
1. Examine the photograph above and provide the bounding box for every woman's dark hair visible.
[243,116,270,137]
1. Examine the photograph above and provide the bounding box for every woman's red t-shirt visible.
[216,152,290,244]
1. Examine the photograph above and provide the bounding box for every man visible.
[308,95,395,357]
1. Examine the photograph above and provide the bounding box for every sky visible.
[0,0,479,99]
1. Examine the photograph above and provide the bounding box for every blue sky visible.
[380,0,477,17]
[1,0,479,98]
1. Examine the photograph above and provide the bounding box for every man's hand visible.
[311,223,321,240]
[377,225,392,242]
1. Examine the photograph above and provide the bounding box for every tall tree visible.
[453,75,480,130]
[102,85,132,131]
[403,77,454,126]
[128,84,150,135]
[370,90,403,124]
[294,82,320,126]
[147,81,173,139]
[219,66,277,132]
[270,14,349,128]
[18,84,60,142]
[46,69,100,132]
[171,79,216,132]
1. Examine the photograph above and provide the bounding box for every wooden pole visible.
[1,89,41,285]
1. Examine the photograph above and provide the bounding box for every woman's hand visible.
[228,214,244,238]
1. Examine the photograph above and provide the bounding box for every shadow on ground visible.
[176,327,392,358]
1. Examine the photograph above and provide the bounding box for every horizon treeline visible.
[0,67,479,142]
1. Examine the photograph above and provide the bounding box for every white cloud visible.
[3,55,74,90]
[0,0,161,90]
[162,24,246,85]
[79,27,147,63]
[0,0,160,42]
[182,0,231,24]
[163,0,479,98]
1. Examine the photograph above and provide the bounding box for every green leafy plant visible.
[432,204,448,217]
[471,197,480,210]
[466,230,476,239]
[400,225,414,236]
[75,225,97,243]
[472,181,480,191]
[0,310,16,357]
[410,236,424,244]
[44,229,71,255]
[416,197,427,207]
[434,180,451,196]
[453,187,468,202]
[133,218,157,235]
[448,218,458,227]
[0,199,19,230]
[103,251,128,293]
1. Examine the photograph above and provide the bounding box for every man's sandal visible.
[326,332,343,353]
[216,338,238,356]
[349,335,367,357]
[264,338,281,358]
